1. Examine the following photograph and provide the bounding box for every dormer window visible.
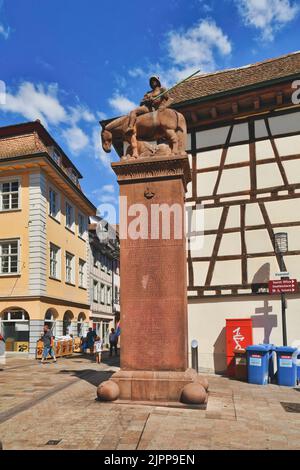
[52,149,61,165]
[67,168,78,185]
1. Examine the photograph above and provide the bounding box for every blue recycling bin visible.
[246,345,272,385]
[276,347,297,387]
[260,344,276,383]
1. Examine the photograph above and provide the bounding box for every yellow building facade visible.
[0,121,96,355]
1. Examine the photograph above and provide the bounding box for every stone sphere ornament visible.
[195,375,209,391]
[180,383,207,405]
[97,380,120,401]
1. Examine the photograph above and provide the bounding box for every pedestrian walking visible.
[86,327,96,357]
[40,324,57,364]
[94,336,103,363]
[109,328,118,357]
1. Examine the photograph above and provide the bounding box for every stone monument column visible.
[98,80,208,405]
[104,155,207,404]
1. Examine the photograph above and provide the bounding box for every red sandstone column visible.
[112,155,191,372]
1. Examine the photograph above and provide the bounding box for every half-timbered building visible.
[107,51,300,373]
[169,51,300,373]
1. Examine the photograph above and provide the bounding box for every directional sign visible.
[275,272,290,277]
[269,279,298,294]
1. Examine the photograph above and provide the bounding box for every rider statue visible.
[126,76,173,135]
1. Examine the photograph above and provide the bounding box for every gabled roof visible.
[169,51,300,106]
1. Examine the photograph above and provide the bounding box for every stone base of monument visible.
[97,369,208,408]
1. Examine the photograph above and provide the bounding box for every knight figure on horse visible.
[126,75,173,134]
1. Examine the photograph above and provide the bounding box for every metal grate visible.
[280,402,300,413]
[46,439,62,446]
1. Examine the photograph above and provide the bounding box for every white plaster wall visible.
[197,149,222,169]
[230,123,249,143]
[219,232,241,256]
[283,159,300,184]
[188,294,300,373]
[268,112,300,135]
[203,207,224,230]
[211,260,241,285]
[225,205,240,228]
[226,144,249,164]
[196,126,230,149]
[275,135,300,156]
[218,167,250,194]
[265,199,300,224]
[256,140,274,160]
[257,162,283,189]
[255,120,268,139]
[245,229,273,254]
[197,171,217,197]
[245,203,265,225]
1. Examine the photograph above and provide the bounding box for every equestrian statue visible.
[101,72,200,160]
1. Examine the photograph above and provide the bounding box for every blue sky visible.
[0,0,300,216]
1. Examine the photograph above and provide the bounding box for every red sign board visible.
[269,279,298,294]
[226,319,253,377]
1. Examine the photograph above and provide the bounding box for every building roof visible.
[169,51,300,106]
[0,120,83,178]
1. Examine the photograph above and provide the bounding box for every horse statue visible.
[101,108,187,160]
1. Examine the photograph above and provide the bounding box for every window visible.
[52,149,61,165]
[93,280,99,302]
[101,254,106,271]
[79,259,86,288]
[100,284,105,304]
[50,244,60,279]
[0,180,19,211]
[65,202,74,231]
[107,286,111,306]
[49,188,60,220]
[65,252,75,284]
[0,240,19,274]
[93,249,100,268]
[114,286,120,304]
[107,258,112,275]
[78,213,85,238]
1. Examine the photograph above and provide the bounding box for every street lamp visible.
[274,232,288,346]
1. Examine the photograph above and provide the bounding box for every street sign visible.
[275,272,290,277]
[269,279,298,294]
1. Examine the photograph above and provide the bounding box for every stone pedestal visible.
[106,155,207,404]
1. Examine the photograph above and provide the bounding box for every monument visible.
[97,76,208,405]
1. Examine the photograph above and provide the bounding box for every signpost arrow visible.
[269,279,298,294]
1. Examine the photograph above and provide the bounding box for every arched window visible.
[63,311,74,336]
[44,309,58,335]
[77,313,86,337]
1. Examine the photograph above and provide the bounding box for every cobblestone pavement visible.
[1,354,300,450]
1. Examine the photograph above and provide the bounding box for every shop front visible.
[0,309,30,353]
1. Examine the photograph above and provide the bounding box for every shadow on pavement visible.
[60,351,120,368]
[58,369,114,387]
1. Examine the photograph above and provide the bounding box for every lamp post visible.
[274,232,288,346]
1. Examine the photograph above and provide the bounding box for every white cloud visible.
[128,67,146,78]
[3,82,67,126]
[68,105,95,125]
[167,19,232,74]
[0,23,10,40]
[235,0,300,41]
[92,185,117,204]
[102,184,115,193]
[126,19,232,86]
[92,126,113,171]
[62,126,89,153]
[108,94,137,115]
